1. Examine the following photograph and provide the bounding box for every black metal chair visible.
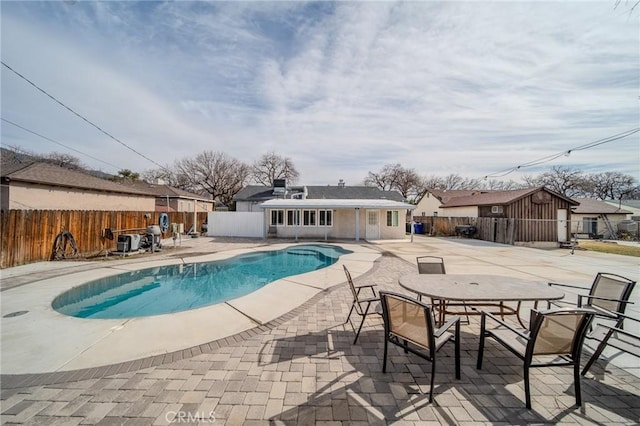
[343,265,381,344]
[548,272,636,375]
[416,256,471,324]
[416,256,446,275]
[379,291,460,402]
[477,308,595,409]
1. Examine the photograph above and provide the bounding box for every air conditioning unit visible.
[117,234,141,252]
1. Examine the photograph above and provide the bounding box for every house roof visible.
[572,198,632,215]
[428,189,487,204]
[1,162,153,196]
[259,199,416,210]
[608,199,640,210]
[440,187,578,208]
[235,185,405,202]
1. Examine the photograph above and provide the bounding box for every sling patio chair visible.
[343,265,381,344]
[379,291,461,403]
[548,272,636,375]
[416,256,446,275]
[477,307,595,409]
[416,256,470,324]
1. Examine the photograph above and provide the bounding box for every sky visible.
[1,1,639,186]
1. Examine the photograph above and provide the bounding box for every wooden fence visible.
[412,216,516,244]
[0,210,208,269]
[476,218,516,245]
[412,216,477,236]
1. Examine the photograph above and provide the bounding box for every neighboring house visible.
[437,187,578,245]
[571,198,633,239]
[604,199,640,220]
[233,181,414,240]
[1,162,155,211]
[413,189,488,217]
[125,181,214,213]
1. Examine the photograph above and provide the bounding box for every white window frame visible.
[319,210,333,227]
[286,209,300,226]
[386,210,399,227]
[270,209,284,226]
[491,206,503,214]
[303,209,317,226]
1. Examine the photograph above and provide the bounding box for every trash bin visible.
[413,223,424,234]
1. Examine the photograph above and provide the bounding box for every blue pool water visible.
[53,244,352,319]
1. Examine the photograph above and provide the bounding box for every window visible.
[491,206,503,214]
[303,210,316,226]
[386,210,399,227]
[286,210,300,226]
[270,209,284,226]
[319,210,333,226]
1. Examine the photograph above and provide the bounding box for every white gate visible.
[207,212,264,237]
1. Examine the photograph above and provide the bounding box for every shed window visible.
[319,210,333,226]
[270,210,284,226]
[386,210,399,227]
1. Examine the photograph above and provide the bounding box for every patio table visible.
[398,273,565,327]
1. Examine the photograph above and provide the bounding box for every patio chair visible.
[343,265,381,344]
[379,291,460,402]
[477,308,595,409]
[416,256,446,275]
[417,256,470,324]
[548,272,636,375]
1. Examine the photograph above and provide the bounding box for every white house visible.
[231,181,414,240]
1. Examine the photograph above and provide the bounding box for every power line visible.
[1,61,166,170]
[482,128,640,179]
[1,117,122,172]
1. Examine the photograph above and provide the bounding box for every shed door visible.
[366,210,380,240]
[557,209,568,242]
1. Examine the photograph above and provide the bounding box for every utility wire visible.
[1,61,166,170]
[482,128,640,179]
[1,117,122,172]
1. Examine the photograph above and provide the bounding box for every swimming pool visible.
[52,244,352,319]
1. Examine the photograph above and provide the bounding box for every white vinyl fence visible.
[207,211,264,238]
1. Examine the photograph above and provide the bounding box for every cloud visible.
[2,1,638,185]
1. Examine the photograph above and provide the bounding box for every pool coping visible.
[1,242,383,388]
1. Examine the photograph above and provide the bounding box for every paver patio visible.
[1,236,639,425]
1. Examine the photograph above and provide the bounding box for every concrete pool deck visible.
[1,241,381,374]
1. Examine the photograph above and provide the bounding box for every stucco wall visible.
[267,208,407,240]
[570,213,630,235]
[8,182,155,211]
[414,193,443,217]
[440,206,478,217]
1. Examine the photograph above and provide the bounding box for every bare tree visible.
[174,151,250,207]
[38,152,84,169]
[365,163,425,201]
[141,166,186,187]
[522,166,587,197]
[251,152,299,186]
[480,179,524,190]
[394,168,423,201]
[364,163,403,191]
[583,172,638,200]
